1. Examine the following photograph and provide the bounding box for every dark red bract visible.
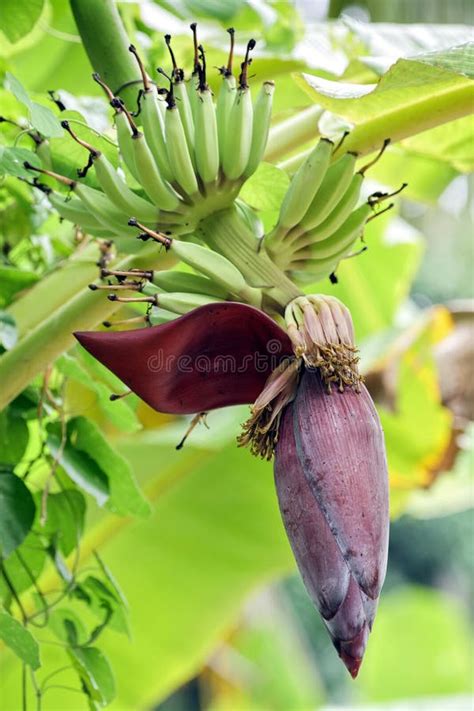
[75,302,292,414]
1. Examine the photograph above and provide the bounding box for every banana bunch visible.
[266,138,406,283]
[25,27,275,245]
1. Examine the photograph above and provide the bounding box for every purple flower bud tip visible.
[338,625,368,678]
[274,368,389,677]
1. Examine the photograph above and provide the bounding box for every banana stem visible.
[197,207,301,313]
[70,0,141,109]
[265,106,323,162]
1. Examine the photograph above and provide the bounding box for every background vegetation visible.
[0,1,472,709]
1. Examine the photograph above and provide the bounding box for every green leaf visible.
[57,353,141,434]
[0,312,17,350]
[40,490,86,555]
[4,72,63,138]
[0,610,40,669]
[74,575,129,636]
[0,532,46,598]
[296,50,474,158]
[240,162,290,212]
[414,42,474,78]
[67,417,150,517]
[68,646,116,707]
[48,607,88,646]
[47,430,109,507]
[5,72,31,107]
[0,147,41,179]
[357,587,473,699]
[29,101,64,138]
[49,110,118,183]
[0,0,44,44]
[401,115,474,173]
[0,471,35,556]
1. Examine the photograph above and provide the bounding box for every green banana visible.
[276,138,333,232]
[290,246,349,281]
[222,87,253,180]
[299,151,358,232]
[128,44,174,183]
[23,161,132,236]
[187,22,202,122]
[61,119,160,223]
[216,27,237,158]
[174,80,195,161]
[74,183,137,236]
[154,292,225,315]
[152,270,228,298]
[165,104,199,197]
[221,39,256,181]
[148,308,179,325]
[304,172,363,244]
[194,88,219,184]
[131,129,182,211]
[169,240,261,306]
[216,73,236,159]
[244,81,275,178]
[288,173,364,250]
[114,108,140,183]
[308,203,371,260]
[48,192,107,232]
[91,74,140,184]
[140,89,174,183]
[92,153,160,222]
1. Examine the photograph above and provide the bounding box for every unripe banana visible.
[48,192,107,231]
[300,151,358,232]
[222,87,253,180]
[170,240,260,306]
[308,203,372,260]
[277,138,333,232]
[174,80,195,161]
[128,43,175,183]
[165,105,199,197]
[148,308,179,325]
[155,291,225,315]
[114,110,140,183]
[216,73,236,159]
[74,183,138,236]
[140,88,175,183]
[305,172,363,244]
[92,153,159,222]
[131,130,182,211]
[244,81,275,178]
[290,249,346,283]
[152,270,228,298]
[194,89,219,184]
[187,75,199,118]
[60,119,161,224]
